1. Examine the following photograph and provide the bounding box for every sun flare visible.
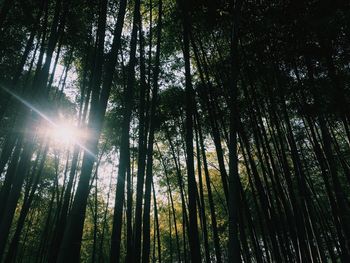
[40,122,86,146]
[51,124,77,143]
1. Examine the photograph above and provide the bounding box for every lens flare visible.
[1,85,95,158]
[44,122,83,144]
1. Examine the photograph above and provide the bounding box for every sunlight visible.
[50,123,80,144]
[38,120,96,157]
[41,121,87,146]
[0,85,96,158]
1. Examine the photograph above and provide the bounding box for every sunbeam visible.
[0,85,96,158]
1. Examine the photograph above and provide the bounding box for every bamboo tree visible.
[109,0,140,261]
[156,143,182,262]
[141,1,162,261]
[57,0,127,260]
[228,0,243,261]
[178,0,201,260]
[132,0,152,260]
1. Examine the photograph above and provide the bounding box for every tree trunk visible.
[178,0,202,261]
[228,0,243,261]
[57,0,127,260]
[109,0,139,261]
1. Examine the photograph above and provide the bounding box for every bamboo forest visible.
[0,0,349,262]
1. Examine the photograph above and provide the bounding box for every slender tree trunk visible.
[140,1,162,262]
[4,143,49,263]
[132,1,151,260]
[57,0,127,260]
[228,0,243,261]
[49,146,79,262]
[178,0,201,261]
[194,114,210,263]
[0,137,22,218]
[196,110,223,263]
[125,145,133,263]
[0,140,34,259]
[156,143,182,263]
[109,0,139,261]
[152,180,161,263]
